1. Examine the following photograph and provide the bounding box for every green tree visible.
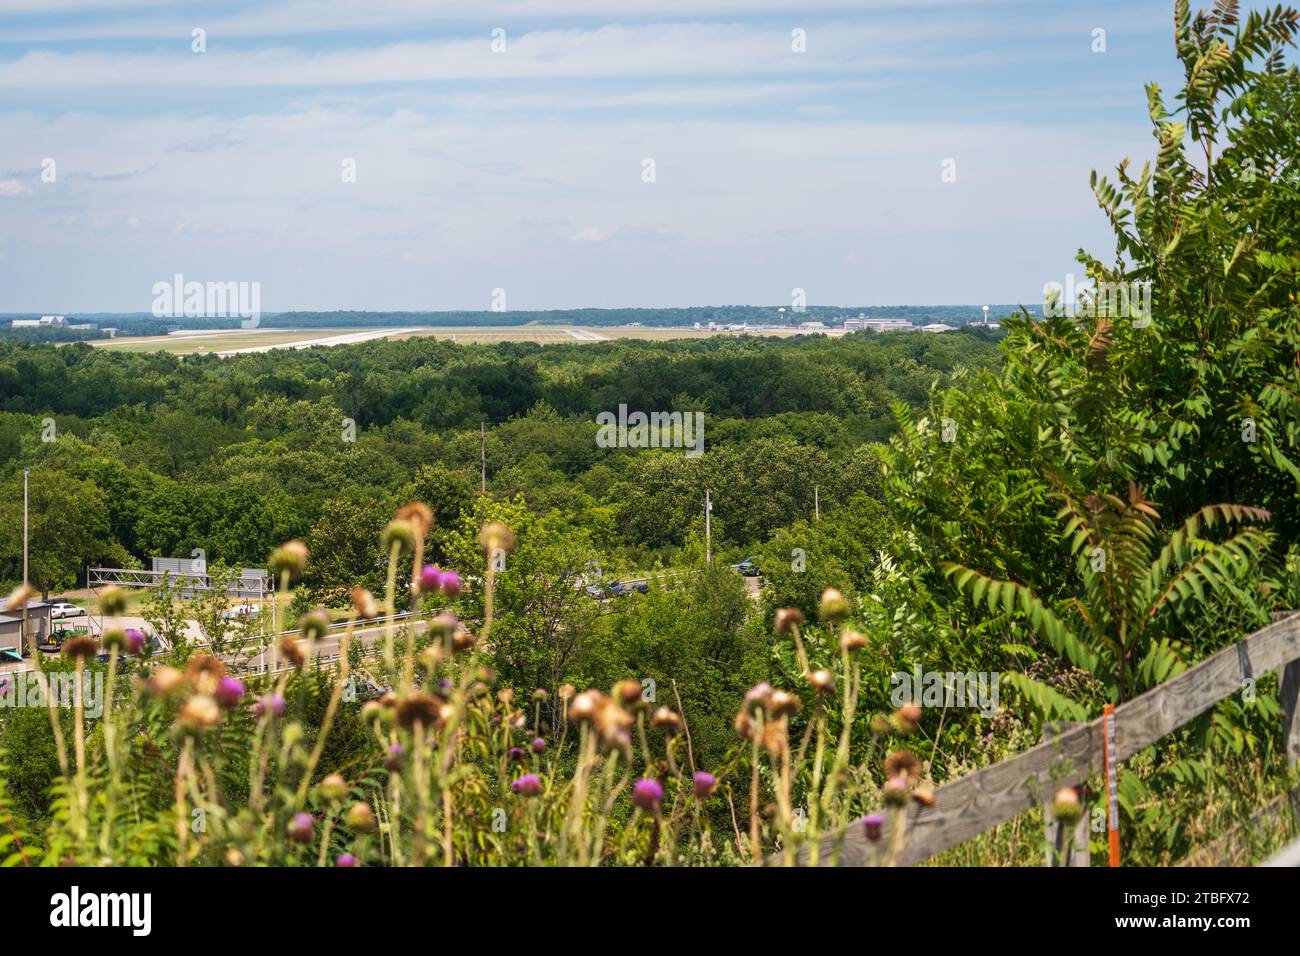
[0,466,115,598]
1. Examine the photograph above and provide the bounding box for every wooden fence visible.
[798,611,1300,866]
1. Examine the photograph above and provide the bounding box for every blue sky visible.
[0,1,1279,313]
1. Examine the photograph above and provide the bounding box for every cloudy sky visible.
[0,1,1255,313]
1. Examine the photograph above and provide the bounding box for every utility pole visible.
[705,488,712,566]
[480,422,487,494]
[21,467,29,652]
[814,484,820,521]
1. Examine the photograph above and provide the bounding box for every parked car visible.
[49,601,85,620]
[0,647,23,663]
[735,558,760,576]
[586,580,649,599]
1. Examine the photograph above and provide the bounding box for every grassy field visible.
[89,325,825,355]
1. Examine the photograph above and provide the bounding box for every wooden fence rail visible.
[799,611,1300,866]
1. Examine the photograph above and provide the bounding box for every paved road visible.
[0,615,428,677]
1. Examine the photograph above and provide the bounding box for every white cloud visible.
[0,20,1010,89]
[0,179,31,197]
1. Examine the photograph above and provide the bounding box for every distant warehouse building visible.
[859,318,915,333]
[11,315,97,330]
[12,315,67,328]
[0,600,53,655]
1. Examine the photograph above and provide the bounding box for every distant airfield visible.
[89,324,842,355]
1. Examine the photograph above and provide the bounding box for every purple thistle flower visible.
[214,676,246,709]
[862,813,885,841]
[420,564,443,592]
[692,771,716,799]
[335,853,358,868]
[124,628,146,655]
[531,737,546,754]
[632,778,664,811]
[252,693,285,719]
[438,571,462,597]
[511,773,543,796]
[508,746,527,762]
[384,742,406,771]
[287,812,314,843]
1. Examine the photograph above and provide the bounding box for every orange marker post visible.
[1103,703,1120,866]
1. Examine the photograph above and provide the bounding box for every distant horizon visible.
[0,303,1031,319]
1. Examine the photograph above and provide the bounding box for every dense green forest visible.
[0,2,1298,868]
[0,328,1000,587]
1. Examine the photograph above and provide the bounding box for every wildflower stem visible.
[294,615,356,807]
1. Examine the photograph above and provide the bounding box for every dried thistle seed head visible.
[184,654,226,696]
[651,706,682,732]
[532,688,549,702]
[396,692,442,731]
[350,587,378,620]
[569,690,603,723]
[774,607,804,636]
[147,665,184,696]
[612,679,643,707]
[451,627,477,653]
[299,609,331,642]
[769,690,801,718]
[557,683,576,701]
[883,750,923,783]
[1052,787,1082,825]
[761,719,786,757]
[268,540,309,580]
[818,587,850,623]
[498,688,515,706]
[839,629,867,653]
[2,584,34,613]
[890,703,922,734]
[381,519,418,556]
[61,635,99,661]
[97,585,128,615]
[734,709,755,739]
[418,644,445,669]
[278,637,307,671]
[594,699,633,750]
[478,522,515,555]
[395,501,434,540]
[179,694,222,730]
[808,669,836,692]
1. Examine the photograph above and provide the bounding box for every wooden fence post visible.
[1041,721,1090,867]
[1282,659,1300,771]
[1282,657,1300,826]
